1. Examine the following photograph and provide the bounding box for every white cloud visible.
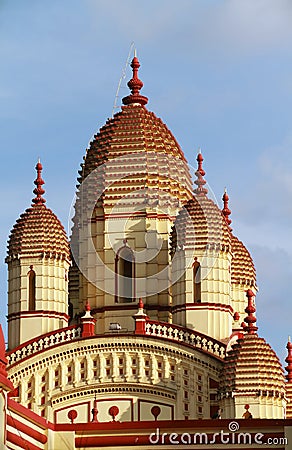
[86,0,292,58]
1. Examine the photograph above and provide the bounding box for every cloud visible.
[86,0,292,59]
[251,244,292,364]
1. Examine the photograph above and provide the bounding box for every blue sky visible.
[1,0,292,364]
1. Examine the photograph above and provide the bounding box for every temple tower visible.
[6,162,70,349]
[69,56,193,332]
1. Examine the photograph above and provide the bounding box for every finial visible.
[286,337,292,382]
[194,150,208,196]
[85,300,91,312]
[222,187,232,228]
[32,160,46,205]
[244,290,258,335]
[122,55,148,106]
[138,298,144,310]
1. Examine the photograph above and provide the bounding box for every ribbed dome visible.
[77,57,192,209]
[7,162,70,260]
[79,103,193,207]
[231,235,256,286]
[221,334,286,396]
[7,204,70,260]
[170,195,232,255]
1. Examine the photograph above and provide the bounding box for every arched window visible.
[193,259,201,303]
[28,266,36,310]
[115,245,135,303]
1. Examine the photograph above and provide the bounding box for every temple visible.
[1,55,292,449]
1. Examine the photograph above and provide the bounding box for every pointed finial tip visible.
[224,186,227,194]
[194,149,207,196]
[85,300,91,312]
[134,48,137,58]
[32,160,46,205]
[289,336,291,343]
[122,51,148,106]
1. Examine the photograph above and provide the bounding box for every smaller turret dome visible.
[7,162,70,260]
[221,292,285,401]
[222,334,285,396]
[231,235,256,287]
[170,152,232,255]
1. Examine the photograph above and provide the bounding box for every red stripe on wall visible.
[7,430,43,450]
[7,414,47,444]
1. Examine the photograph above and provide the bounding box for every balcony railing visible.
[7,325,82,366]
[145,320,226,359]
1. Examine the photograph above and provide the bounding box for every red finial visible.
[244,290,258,334]
[85,300,91,312]
[122,53,148,106]
[286,337,292,382]
[32,160,46,205]
[194,149,208,196]
[138,298,144,310]
[222,187,232,227]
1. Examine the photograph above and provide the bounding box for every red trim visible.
[52,417,292,432]
[8,398,54,430]
[0,372,14,390]
[7,430,44,450]
[8,310,69,322]
[115,244,136,303]
[7,414,47,444]
[172,302,234,314]
[93,212,176,221]
[90,304,171,314]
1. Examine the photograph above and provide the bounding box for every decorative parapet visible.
[145,320,226,359]
[7,325,82,366]
[7,319,226,367]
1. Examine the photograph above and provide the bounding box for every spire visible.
[194,149,208,196]
[122,54,148,106]
[243,290,258,335]
[222,187,232,228]
[32,160,46,205]
[286,336,292,382]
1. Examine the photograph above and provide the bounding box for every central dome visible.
[78,56,193,209]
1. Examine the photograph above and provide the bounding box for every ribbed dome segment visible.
[221,334,286,396]
[170,195,232,254]
[7,204,70,259]
[79,104,193,206]
[231,235,256,286]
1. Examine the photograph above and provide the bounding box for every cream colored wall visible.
[231,283,257,326]
[7,255,70,349]
[234,395,286,419]
[172,249,233,341]
[220,394,285,420]
[78,206,179,331]
[7,335,222,422]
